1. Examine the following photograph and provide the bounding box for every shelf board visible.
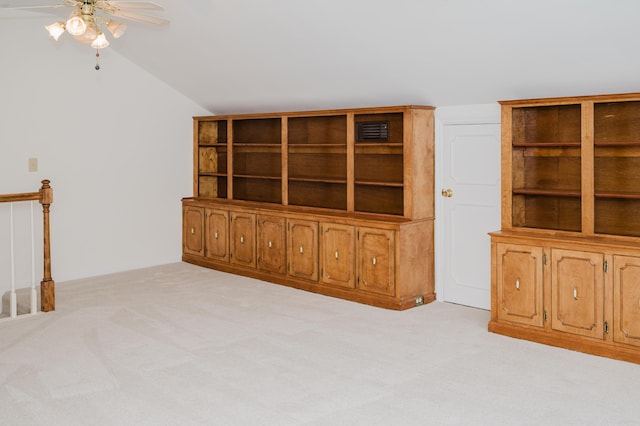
[288,145,346,154]
[232,144,282,152]
[199,172,227,177]
[199,143,227,147]
[355,180,404,188]
[233,174,282,180]
[513,188,581,197]
[595,192,640,200]
[289,177,347,184]
[594,141,640,147]
[288,143,346,147]
[355,142,403,146]
[512,142,581,148]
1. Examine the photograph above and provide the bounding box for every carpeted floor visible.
[1,262,639,425]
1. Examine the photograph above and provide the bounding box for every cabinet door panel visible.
[551,249,604,339]
[613,255,640,347]
[320,223,355,288]
[258,215,286,274]
[288,219,318,281]
[496,243,544,327]
[230,212,256,268]
[357,227,395,296]
[183,206,205,256]
[205,209,229,262]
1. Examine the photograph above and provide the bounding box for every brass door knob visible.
[441,188,453,198]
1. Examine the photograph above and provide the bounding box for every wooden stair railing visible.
[0,179,55,313]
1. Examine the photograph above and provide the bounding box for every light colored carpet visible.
[1,262,639,425]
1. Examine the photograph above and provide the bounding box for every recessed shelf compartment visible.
[512,194,581,231]
[197,119,229,198]
[510,104,582,232]
[288,115,347,144]
[512,153,581,194]
[512,104,581,144]
[233,151,281,179]
[288,180,346,210]
[198,176,227,198]
[289,152,346,181]
[595,198,640,237]
[198,120,227,145]
[355,185,404,216]
[595,101,640,143]
[233,118,281,144]
[233,176,282,204]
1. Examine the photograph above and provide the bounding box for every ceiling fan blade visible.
[105,1,164,11]
[0,4,70,10]
[108,8,168,25]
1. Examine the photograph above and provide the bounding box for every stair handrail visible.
[0,180,55,312]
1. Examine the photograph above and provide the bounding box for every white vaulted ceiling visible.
[6,0,640,114]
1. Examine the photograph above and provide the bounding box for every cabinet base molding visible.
[183,254,435,311]
[488,321,640,365]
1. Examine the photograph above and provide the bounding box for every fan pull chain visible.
[95,49,101,71]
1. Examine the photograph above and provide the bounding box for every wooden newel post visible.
[39,179,55,312]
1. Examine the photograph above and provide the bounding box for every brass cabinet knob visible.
[441,188,453,198]
[372,256,377,266]
[240,236,244,244]
[299,246,304,254]
[190,227,195,235]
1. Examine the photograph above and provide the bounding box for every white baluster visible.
[30,201,37,315]
[9,203,17,318]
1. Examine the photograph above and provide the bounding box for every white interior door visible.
[436,108,501,310]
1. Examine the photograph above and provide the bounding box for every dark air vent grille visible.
[356,121,389,142]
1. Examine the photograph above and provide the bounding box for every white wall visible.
[0,15,208,291]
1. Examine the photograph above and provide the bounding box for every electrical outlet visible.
[415,296,424,306]
[28,158,38,172]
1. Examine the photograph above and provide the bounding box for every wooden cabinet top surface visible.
[194,105,434,121]
[182,197,422,226]
[499,92,640,106]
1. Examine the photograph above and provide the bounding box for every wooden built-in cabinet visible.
[490,92,640,363]
[183,105,434,310]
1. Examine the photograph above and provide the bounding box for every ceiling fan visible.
[2,0,169,69]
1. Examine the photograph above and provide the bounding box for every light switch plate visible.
[28,158,38,172]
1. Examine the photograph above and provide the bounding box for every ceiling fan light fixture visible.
[45,21,66,41]
[106,19,126,39]
[91,31,110,49]
[74,24,98,43]
[66,11,87,36]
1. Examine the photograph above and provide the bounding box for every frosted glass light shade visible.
[106,20,126,38]
[91,32,110,49]
[45,22,66,41]
[66,13,87,36]
[74,25,98,43]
